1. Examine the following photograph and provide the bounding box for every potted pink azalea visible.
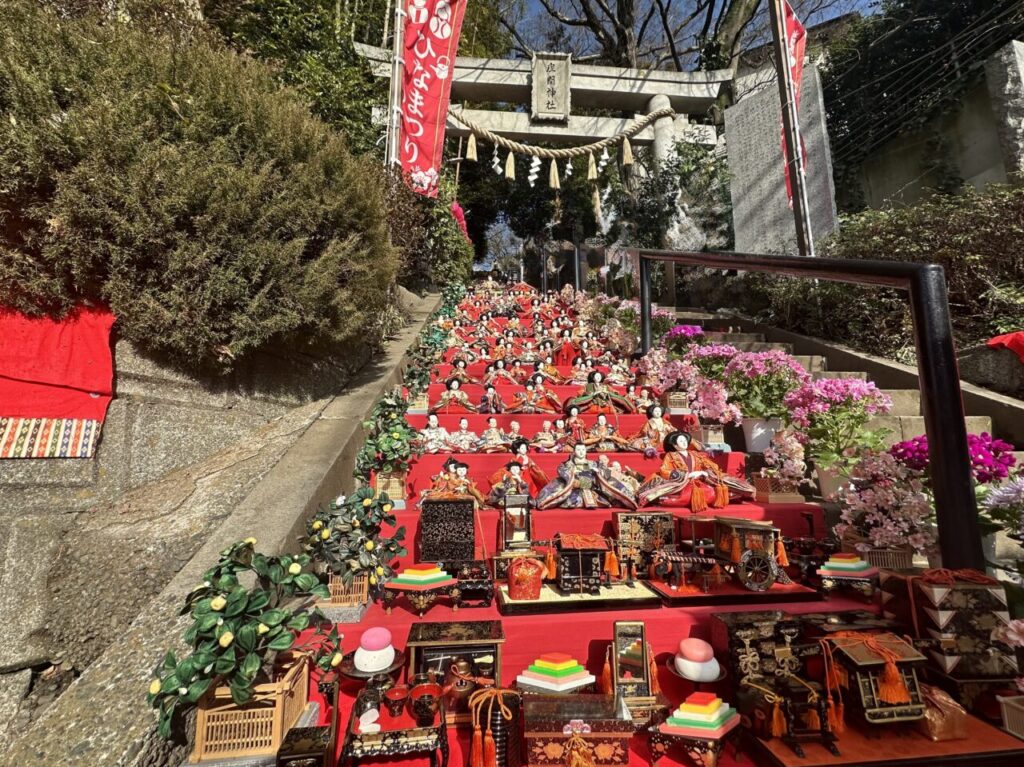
[684,343,740,380]
[782,379,893,497]
[721,350,810,452]
[663,324,705,355]
[834,450,935,568]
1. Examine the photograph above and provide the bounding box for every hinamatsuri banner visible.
[781,0,807,208]
[400,0,466,197]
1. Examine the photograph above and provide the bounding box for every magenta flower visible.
[891,432,1016,485]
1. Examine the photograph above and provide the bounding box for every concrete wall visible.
[854,39,1024,209]
[0,335,375,516]
[725,64,839,254]
[859,80,1008,208]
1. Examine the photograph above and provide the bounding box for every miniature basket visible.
[507,557,545,600]
[699,422,725,445]
[191,654,309,762]
[409,392,429,411]
[752,475,805,504]
[999,695,1024,739]
[327,573,369,607]
[664,392,692,413]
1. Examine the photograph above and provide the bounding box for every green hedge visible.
[683,185,1024,361]
[0,0,397,369]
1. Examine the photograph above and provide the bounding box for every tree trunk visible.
[702,0,762,122]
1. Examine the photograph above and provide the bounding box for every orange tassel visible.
[647,643,661,695]
[690,484,708,513]
[604,550,620,578]
[771,699,788,737]
[804,705,821,731]
[545,549,557,579]
[826,699,839,733]
[837,664,849,689]
[835,701,845,734]
[878,660,910,704]
[484,730,496,767]
[775,538,789,567]
[713,483,729,507]
[600,649,612,695]
[729,533,742,564]
[471,727,484,767]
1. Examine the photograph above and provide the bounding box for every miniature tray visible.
[646,578,822,606]
[495,582,661,615]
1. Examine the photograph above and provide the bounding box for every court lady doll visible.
[586,413,632,452]
[629,404,674,456]
[447,417,480,453]
[636,431,754,512]
[431,378,479,414]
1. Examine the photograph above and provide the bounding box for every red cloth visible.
[987,331,1024,363]
[450,201,471,243]
[0,305,115,419]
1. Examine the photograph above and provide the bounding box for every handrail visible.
[632,247,983,571]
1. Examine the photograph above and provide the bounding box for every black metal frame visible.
[634,248,983,570]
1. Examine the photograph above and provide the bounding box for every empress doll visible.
[636,431,754,512]
[562,405,588,449]
[508,382,559,414]
[483,359,518,386]
[629,404,675,455]
[431,378,479,414]
[535,443,637,509]
[566,371,636,414]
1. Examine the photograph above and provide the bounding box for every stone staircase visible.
[689,316,998,448]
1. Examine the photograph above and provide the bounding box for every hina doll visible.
[554,329,578,367]
[598,456,645,495]
[507,359,530,384]
[585,413,633,452]
[447,417,480,452]
[629,404,675,456]
[605,360,634,386]
[417,413,452,454]
[486,461,532,508]
[456,343,481,364]
[479,384,506,414]
[636,431,754,512]
[421,458,475,504]
[431,378,479,414]
[531,377,564,411]
[519,342,539,364]
[448,358,476,384]
[478,417,511,453]
[569,358,590,386]
[506,420,525,444]
[531,420,560,452]
[562,405,588,449]
[507,438,550,494]
[536,443,638,510]
[508,382,559,414]
[533,358,564,385]
[567,371,636,414]
[626,385,657,413]
[483,359,518,386]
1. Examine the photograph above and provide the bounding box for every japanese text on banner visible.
[400,0,466,197]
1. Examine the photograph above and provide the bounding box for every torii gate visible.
[356,42,733,300]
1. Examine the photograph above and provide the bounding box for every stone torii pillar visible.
[647,93,676,307]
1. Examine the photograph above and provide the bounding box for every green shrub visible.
[0,0,397,370]
[684,185,1024,361]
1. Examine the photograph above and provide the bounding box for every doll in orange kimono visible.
[506,438,550,494]
[637,431,754,512]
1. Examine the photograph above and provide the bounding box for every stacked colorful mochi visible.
[659,692,740,738]
[516,652,596,693]
[388,563,457,589]
[817,552,878,578]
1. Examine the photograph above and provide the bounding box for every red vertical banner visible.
[400,0,466,197]
[781,0,807,208]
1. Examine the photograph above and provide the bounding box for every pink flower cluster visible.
[834,450,935,554]
[665,324,704,340]
[684,343,740,378]
[722,350,810,382]
[892,432,1017,485]
[692,377,742,425]
[783,379,892,431]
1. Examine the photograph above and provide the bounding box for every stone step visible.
[882,389,921,417]
[794,355,827,373]
[703,331,766,343]
[722,341,793,353]
[814,370,868,380]
[867,415,993,446]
